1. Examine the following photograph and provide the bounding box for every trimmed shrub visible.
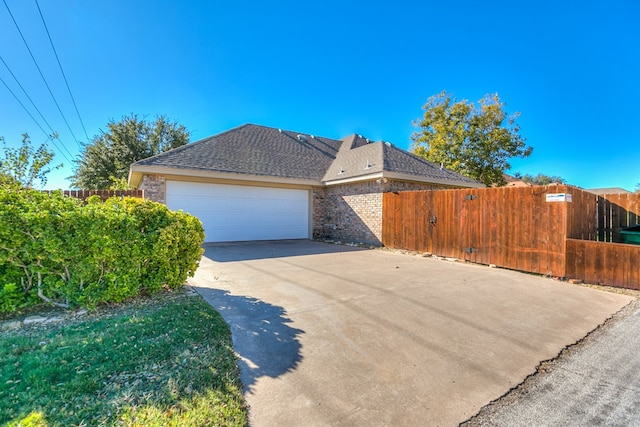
[0,189,204,311]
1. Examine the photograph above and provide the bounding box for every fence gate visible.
[382,186,573,276]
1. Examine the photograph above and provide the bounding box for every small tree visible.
[411,91,533,186]
[519,173,566,186]
[0,133,62,189]
[70,114,190,189]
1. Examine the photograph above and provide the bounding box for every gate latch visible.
[463,247,477,254]
[464,194,477,201]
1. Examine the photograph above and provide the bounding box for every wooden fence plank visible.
[565,239,640,290]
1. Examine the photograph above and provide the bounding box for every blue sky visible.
[1,0,638,190]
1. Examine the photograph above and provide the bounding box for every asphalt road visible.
[463,299,640,426]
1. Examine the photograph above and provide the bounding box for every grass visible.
[0,290,248,427]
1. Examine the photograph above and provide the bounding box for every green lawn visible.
[0,291,248,427]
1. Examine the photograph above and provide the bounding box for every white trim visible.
[380,171,486,188]
[322,171,485,188]
[129,165,319,188]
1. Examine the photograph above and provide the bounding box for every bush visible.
[0,189,204,311]
[0,283,22,313]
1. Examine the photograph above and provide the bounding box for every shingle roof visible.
[133,124,342,181]
[131,123,481,187]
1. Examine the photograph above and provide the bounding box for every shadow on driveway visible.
[192,286,304,394]
[203,239,367,262]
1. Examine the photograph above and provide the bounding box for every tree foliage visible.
[514,172,566,186]
[0,133,62,189]
[411,91,533,186]
[71,114,190,189]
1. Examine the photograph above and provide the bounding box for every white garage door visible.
[165,181,310,242]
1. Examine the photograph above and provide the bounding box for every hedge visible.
[0,189,204,312]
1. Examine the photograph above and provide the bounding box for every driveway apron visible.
[190,240,632,427]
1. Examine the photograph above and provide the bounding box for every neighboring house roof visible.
[587,187,633,195]
[502,174,533,187]
[129,124,483,188]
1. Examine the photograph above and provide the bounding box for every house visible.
[502,173,533,187]
[128,124,483,245]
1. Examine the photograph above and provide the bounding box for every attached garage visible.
[165,180,310,242]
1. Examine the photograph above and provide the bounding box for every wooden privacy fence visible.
[597,193,640,242]
[566,239,640,289]
[42,189,144,201]
[382,185,640,289]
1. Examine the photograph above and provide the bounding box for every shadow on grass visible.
[192,287,304,394]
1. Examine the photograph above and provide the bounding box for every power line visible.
[34,0,90,142]
[1,56,57,139]
[0,75,73,164]
[2,0,82,150]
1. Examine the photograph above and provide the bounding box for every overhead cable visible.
[2,0,82,149]
[0,75,73,164]
[34,0,90,142]
[0,56,59,139]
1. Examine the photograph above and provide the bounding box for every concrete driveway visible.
[189,240,632,426]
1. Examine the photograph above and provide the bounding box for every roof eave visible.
[382,171,485,188]
[128,165,321,188]
[323,171,485,188]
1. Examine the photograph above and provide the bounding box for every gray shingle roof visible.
[131,123,480,187]
[133,124,342,181]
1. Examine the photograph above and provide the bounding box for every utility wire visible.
[34,0,90,142]
[0,55,75,160]
[0,75,73,164]
[1,56,57,140]
[2,0,82,150]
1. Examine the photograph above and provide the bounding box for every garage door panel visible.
[165,181,310,242]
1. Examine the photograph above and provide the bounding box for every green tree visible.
[0,133,62,189]
[70,114,190,189]
[411,91,533,186]
[519,173,566,185]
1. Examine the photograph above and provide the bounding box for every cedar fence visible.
[42,189,144,201]
[382,185,640,290]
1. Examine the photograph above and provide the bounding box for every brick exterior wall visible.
[139,174,166,203]
[314,179,441,246]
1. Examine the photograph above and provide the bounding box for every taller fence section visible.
[597,193,640,242]
[382,185,640,289]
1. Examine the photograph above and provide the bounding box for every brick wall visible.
[139,174,166,203]
[314,179,440,246]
